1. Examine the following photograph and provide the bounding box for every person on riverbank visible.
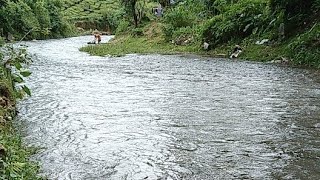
[93,30,101,44]
[94,33,101,44]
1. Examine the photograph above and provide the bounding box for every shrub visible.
[5,0,40,39]
[33,0,51,39]
[287,23,320,67]
[116,20,130,34]
[202,0,269,47]
[59,19,76,37]
[162,24,175,41]
[164,5,196,29]
[131,28,144,37]
[0,0,74,40]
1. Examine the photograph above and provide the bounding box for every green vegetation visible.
[0,121,42,179]
[0,0,76,40]
[0,0,318,179]
[0,42,42,179]
[82,0,320,67]
[80,25,286,62]
[61,0,121,33]
[80,34,200,57]
[80,22,201,56]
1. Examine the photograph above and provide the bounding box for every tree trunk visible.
[131,0,138,28]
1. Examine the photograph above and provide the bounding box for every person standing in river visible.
[93,30,101,44]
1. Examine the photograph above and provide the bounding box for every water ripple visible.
[16,36,320,179]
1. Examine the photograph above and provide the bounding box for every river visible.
[17,36,320,179]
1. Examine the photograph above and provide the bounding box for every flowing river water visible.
[17,36,319,179]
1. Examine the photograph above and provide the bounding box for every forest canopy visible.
[0,0,75,40]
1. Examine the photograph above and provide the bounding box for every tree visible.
[270,0,315,35]
[121,0,139,27]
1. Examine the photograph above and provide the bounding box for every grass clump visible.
[0,77,42,179]
[0,121,42,180]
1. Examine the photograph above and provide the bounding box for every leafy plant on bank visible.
[0,123,42,180]
[0,36,39,179]
[0,42,40,179]
[1,45,32,98]
[287,23,320,67]
[162,0,207,42]
[202,0,269,47]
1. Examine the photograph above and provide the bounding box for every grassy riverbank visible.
[0,79,41,179]
[81,20,319,68]
[0,120,42,179]
[0,44,42,179]
[80,0,319,68]
[80,34,201,57]
[80,22,289,64]
[80,34,282,61]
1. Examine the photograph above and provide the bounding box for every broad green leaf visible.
[14,62,22,70]
[12,75,24,83]
[20,70,32,77]
[22,85,31,96]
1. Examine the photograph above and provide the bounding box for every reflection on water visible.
[17,36,320,179]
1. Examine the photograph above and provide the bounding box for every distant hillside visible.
[61,0,121,32]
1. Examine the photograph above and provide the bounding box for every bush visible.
[33,1,51,39]
[100,11,124,33]
[116,20,130,35]
[287,23,320,67]
[131,28,144,37]
[0,0,75,40]
[162,0,207,42]
[5,0,40,39]
[162,24,175,41]
[201,0,269,47]
[164,5,196,29]
[59,19,76,37]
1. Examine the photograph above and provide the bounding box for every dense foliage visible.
[158,0,320,66]
[101,0,319,66]
[0,42,41,179]
[61,0,122,33]
[0,0,75,40]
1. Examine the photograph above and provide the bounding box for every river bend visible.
[17,36,320,179]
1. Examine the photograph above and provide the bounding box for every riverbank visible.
[0,46,41,179]
[80,33,287,63]
[0,116,42,179]
[80,21,319,68]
